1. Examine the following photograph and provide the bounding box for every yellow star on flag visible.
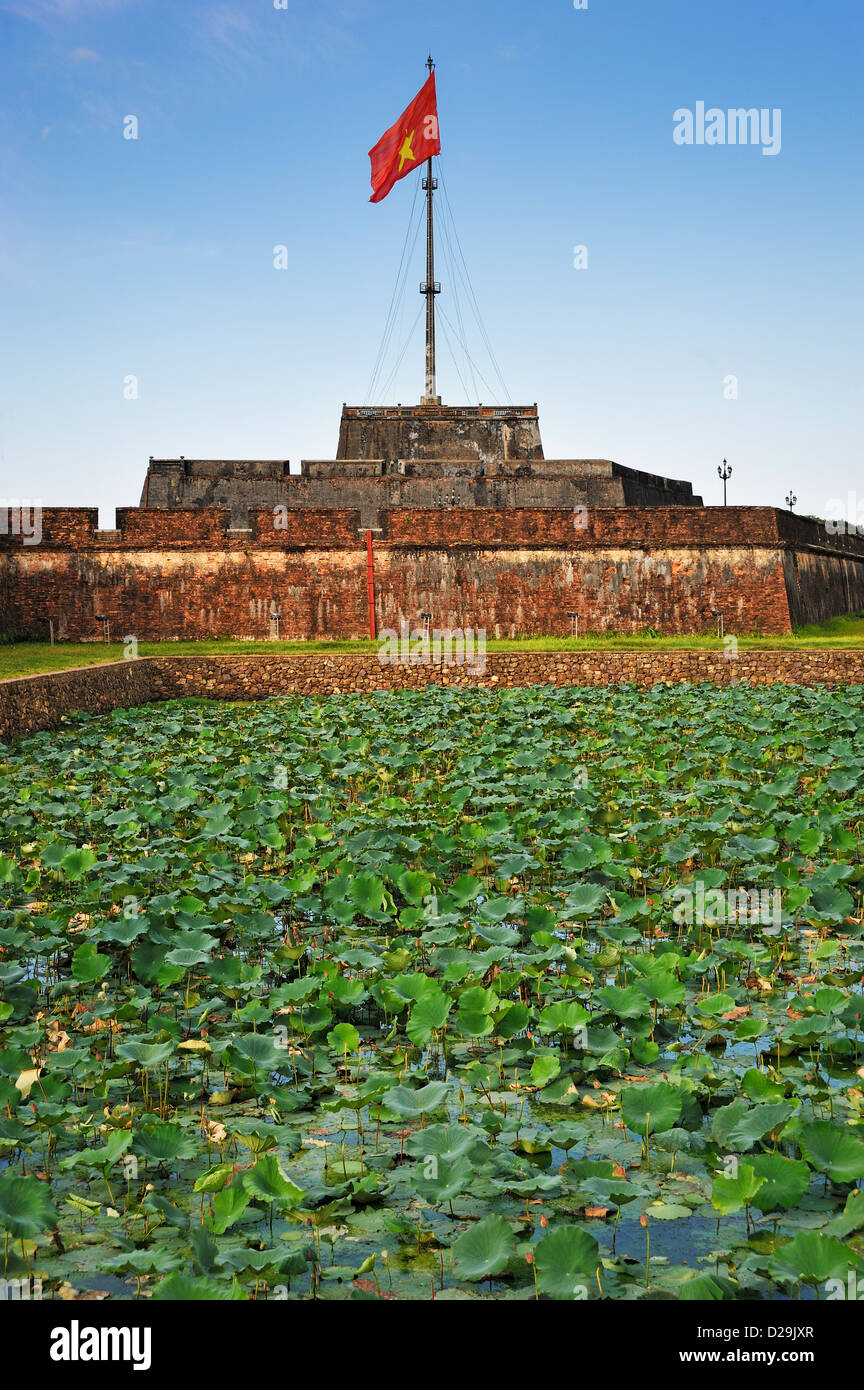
[397,128,416,172]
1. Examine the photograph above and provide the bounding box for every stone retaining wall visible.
[0,660,161,743]
[1,649,862,744]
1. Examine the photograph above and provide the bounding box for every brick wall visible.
[379,506,788,546]
[0,507,364,551]
[372,546,792,636]
[1,505,862,641]
[2,649,862,743]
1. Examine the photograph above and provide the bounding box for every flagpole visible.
[421,54,441,405]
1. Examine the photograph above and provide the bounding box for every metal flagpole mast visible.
[421,54,441,405]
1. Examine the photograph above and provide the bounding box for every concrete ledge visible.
[1,650,863,744]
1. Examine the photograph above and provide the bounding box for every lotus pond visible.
[0,683,863,1301]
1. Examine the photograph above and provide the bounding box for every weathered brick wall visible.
[372,546,792,636]
[0,550,369,642]
[783,549,864,626]
[380,505,786,546]
[1,505,862,641]
[0,542,790,640]
[0,507,363,551]
[2,649,862,744]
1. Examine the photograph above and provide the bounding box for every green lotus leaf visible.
[406,1124,489,1163]
[535,1224,600,1299]
[740,1069,787,1103]
[722,835,778,860]
[329,977,368,1008]
[711,1163,765,1216]
[806,885,854,924]
[595,985,650,1020]
[231,1032,284,1070]
[327,1022,361,1053]
[406,991,452,1046]
[381,1082,450,1118]
[396,869,432,906]
[347,873,388,915]
[749,1154,811,1212]
[636,973,685,1008]
[115,1040,175,1068]
[446,875,481,908]
[645,1203,692,1221]
[800,1121,864,1182]
[662,833,700,864]
[60,847,97,881]
[453,1213,515,1281]
[410,1155,473,1204]
[711,1099,795,1151]
[563,884,607,918]
[694,993,737,1017]
[152,1271,247,1300]
[621,1082,682,1137]
[0,1172,57,1238]
[454,1007,495,1038]
[102,1248,182,1275]
[529,1054,561,1088]
[209,1183,251,1234]
[677,1273,737,1300]
[133,1123,197,1163]
[71,941,112,983]
[242,1154,305,1208]
[165,946,211,968]
[194,1163,234,1193]
[537,1000,591,1035]
[772,1231,864,1286]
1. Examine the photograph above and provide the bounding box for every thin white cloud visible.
[190,2,363,72]
[193,2,255,62]
[71,46,101,61]
[1,0,137,24]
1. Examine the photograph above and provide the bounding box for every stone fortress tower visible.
[6,58,861,647]
[141,54,701,531]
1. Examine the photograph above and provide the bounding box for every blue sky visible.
[1,0,861,522]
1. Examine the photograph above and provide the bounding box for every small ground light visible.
[94,613,110,644]
[786,492,797,512]
[718,460,733,506]
[567,611,579,639]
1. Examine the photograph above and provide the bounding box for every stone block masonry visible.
[1,650,863,744]
[1,505,863,643]
[141,452,702,527]
[335,404,546,463]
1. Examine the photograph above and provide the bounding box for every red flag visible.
[368,72,441,204]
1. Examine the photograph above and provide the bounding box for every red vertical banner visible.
[365,530,376,639]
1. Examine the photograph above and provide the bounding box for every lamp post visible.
[420,611,432,637]
[786,492,797,512]
[270,609,282,641]
[567,611,579,639]
[711,609,725,641]
[94,613,110,645]
[718,460,732,507]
